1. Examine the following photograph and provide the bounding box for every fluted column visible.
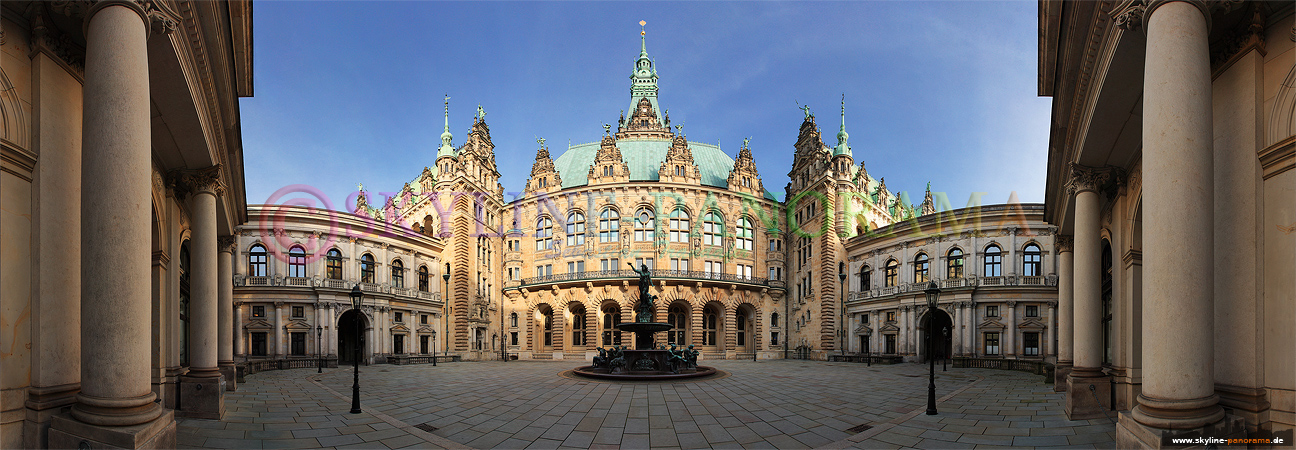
[1130,0,1222,431]
[72,0,160,428]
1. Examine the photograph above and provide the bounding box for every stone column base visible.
[1116,411,1246,449]
[218,364,237,391]
[176,375,225,420]
[1054,363,1073,392]
[23,382,80,449]
[48,409,176,449]
[1066,373,1113,420]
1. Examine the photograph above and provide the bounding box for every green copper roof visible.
[551,138,778,201]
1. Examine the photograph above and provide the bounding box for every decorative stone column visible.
[1055,236,1074,390]
[49,2,177,448]
[233,302,244,359]
[1046,301,1057,360]
[1065,165,1112,419]
[1006,301,1017,358]
[218,236,236,390]
[1118,1,1239,446]
[176,166,226,418]
[961,302,972,355]
[273,302,284,358]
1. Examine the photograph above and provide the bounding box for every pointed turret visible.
[590,125,631,184]
[526,138,562,193]
[437,95,455,158]
[727,137,764,197]
[920,182,936,215]
[659,125,700,184]
[833,95,852,157]
[618,21,672,139]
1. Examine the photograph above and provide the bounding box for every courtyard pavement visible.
[177,359,1117,449]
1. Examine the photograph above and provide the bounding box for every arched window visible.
[859,265,871,291]
[510,312,518,328]
[947,248,964,279]
[565,211,586,246]
[770,312,780,328]
[735,217,753,250]
[601,304,622,346]
[1023,243,1042,276]
[702,211,724,246]
[570,304,586,346]
[736,310,749,348]
[913,253,929,283]
[326,249,342,279]
[884,259,899,287]
[539,306,554,347]
[669,209,690,243]
[535,216,553,251]
[703,306,719,346]
[248,244,267,277]
[288,245,306,278]
[391,259,404,288]
[599,208,619,243]
[418,266,429,291]
[360,254,375,283]
[668,305,687,345]
[634,208,655,242]
[984,245,1002,277]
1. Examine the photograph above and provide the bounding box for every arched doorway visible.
[735,304,756,352]
[918,308,954,363]
[338,309,370,365]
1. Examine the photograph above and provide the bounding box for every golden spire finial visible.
[640,20,646,36]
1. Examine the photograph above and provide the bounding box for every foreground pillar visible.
[50,2,176,448]
[1065,168,1111,419]
[1118,1,1241,446]
[218,237,236,390]
[1055,237,1073,390]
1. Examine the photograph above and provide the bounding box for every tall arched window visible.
[418,266,429,291]
[859,265,871,291]
[510,312,518,328]
[599,208,619,243]
[634,208,655,242]
[669,209,690,242]
[884,259,899,287]
[535,216,553,251]
[736,310,748,348]
[360,254,376,283]
[913,253,929,283]
[770,312,779,327]
[391,259,404,288]
[735,217,754,251]
[1023,243,1042,276]
[566,211,586,246]
[667,305,687,345]
[984,245,1002,277]
[326,249,342,279]
[703,306,719,346]
[702,211,724,246]
[602,304,622,346]
[287,245,306,278]
[248,244,267,277]
[570,304,586,346]
[947,248,964,279]
[539,306,554,347]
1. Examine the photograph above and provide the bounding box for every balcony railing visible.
[848,275,1057,301]
[235,276,440,302]
[517,269,772,288]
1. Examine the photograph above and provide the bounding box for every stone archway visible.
[338,309,370,365]
[918,308,954,363]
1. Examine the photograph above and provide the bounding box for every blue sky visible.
[240,1,1050,212]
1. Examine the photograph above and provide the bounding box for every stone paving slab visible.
[178,360,1115,449]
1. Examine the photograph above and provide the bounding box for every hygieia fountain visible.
[572,264,717,380]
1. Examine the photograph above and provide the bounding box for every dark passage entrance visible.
[338,309,369,365]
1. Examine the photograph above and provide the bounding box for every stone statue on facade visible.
[628,263,657,322]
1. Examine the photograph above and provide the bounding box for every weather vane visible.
[536,137,546,147]
[603,123,611,135]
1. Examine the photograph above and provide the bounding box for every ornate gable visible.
[588,130,630,184]
[657,130,700,184]
[978,318,1006,331]
[726,138,764,197]
[617,97,672,140]
[525,139,562,194]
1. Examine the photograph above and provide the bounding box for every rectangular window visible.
[536,264,552,277]
[291,306,304,318]
[1025,305,1038,317]
[771,331,779,346]
[986,305,999,317]
[394,334,404,354]
[885,334,897,354]
[395,312,404,323]
[252,305,265,318]
[251,332,266,356]
[421,314,429,324]
[420,335,429,354]
[704,261,722,278]
[670,258,689,271]
[599,258,620,272]
[1024,332,1040,356]
[886,311,896,322]
[984,332,1001,355]
[567,261,585,273]
[291,332,306,356]
[736,264,753,280]
[510,332,519,346]
[634,258,654,270]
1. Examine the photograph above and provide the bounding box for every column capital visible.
[169,165,226,198]
[274,301,285,307]
[218,236,237,253]
[1066,164,1126,198]
[1006,301,1017,308]
[1114,1,1215,33]
[1055,234,1073,253]
[79,1,179,39]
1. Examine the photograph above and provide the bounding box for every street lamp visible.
[317,324,323,373]
[924,281,941,416]
[838,264,847,355]
[349,284,364,414]
[441,264,450,367]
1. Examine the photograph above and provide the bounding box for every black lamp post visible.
[942,327,949,371]
[349,284,363,414]
[838,265,847,355]
[924,281,941,416]
[317,324,323,373]
[441,266,450,367]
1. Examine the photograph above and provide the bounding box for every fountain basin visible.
[573,349,716,380]
[615,322,673,349]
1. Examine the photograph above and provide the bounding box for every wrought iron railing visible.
[517,269,772,288]
[847,275,1057,301]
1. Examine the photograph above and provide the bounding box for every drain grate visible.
[414,423,438,433]
[846,424,873,433]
